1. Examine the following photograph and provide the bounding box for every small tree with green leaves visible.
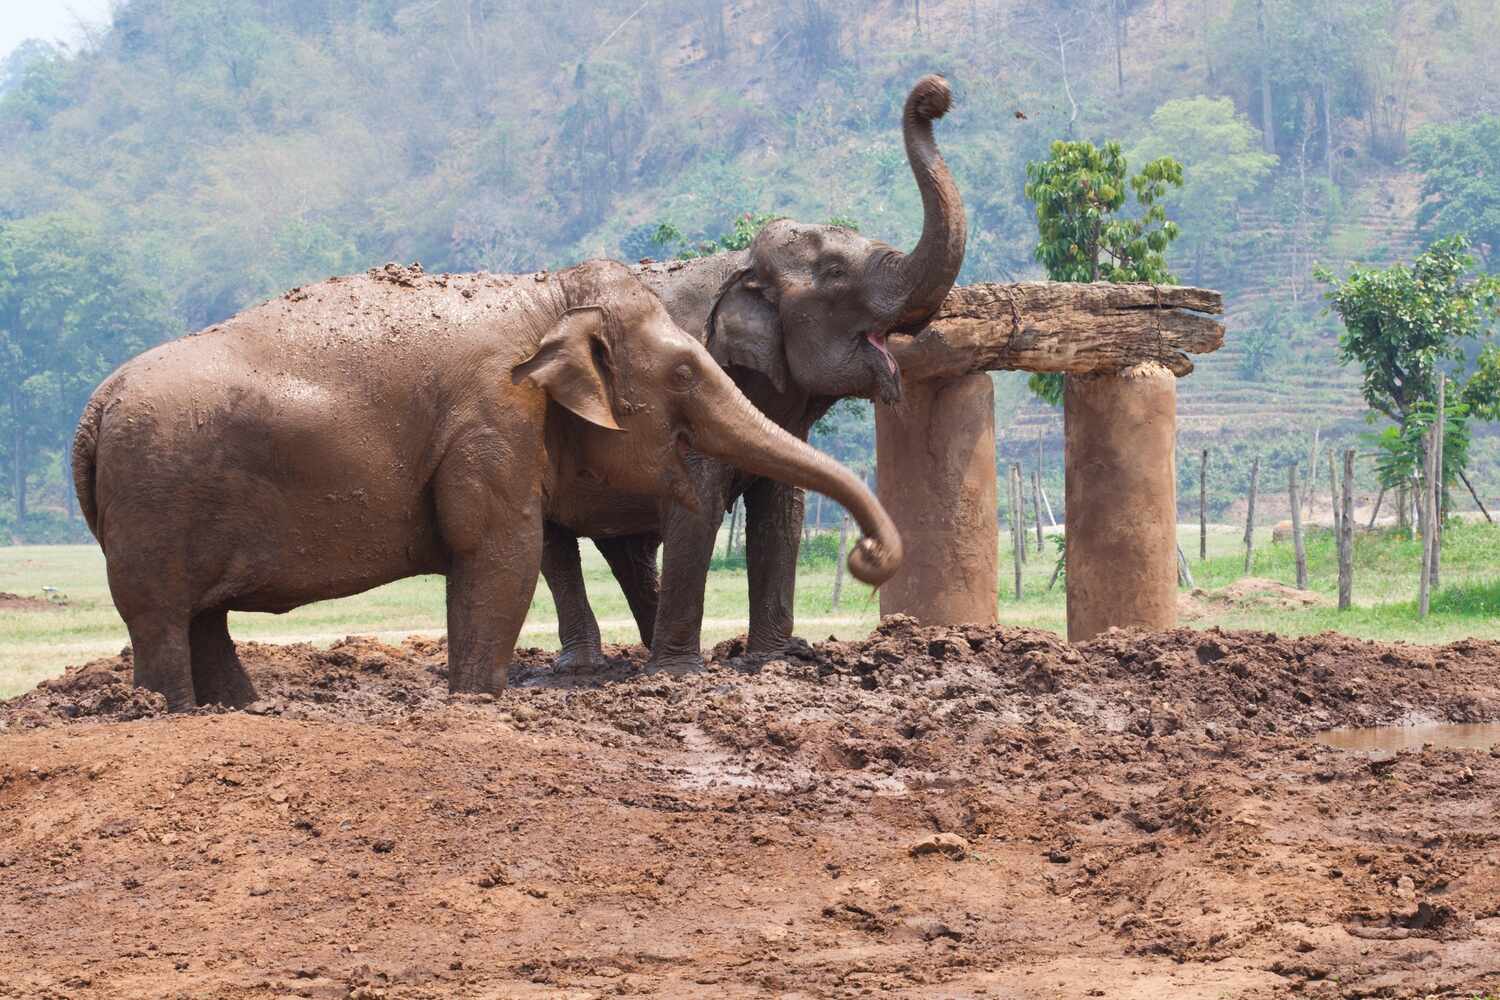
[1316,235,1500,506]
[1023,139,1184,403]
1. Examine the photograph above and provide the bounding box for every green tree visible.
[1209,1,1396,166]
[0,215,179,522]
[1316,235,1500,500]
[1130,97,1277,282]
[1409,117,1500,269]
[1023,139,1184,402]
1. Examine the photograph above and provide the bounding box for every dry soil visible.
[3,618,1499,999]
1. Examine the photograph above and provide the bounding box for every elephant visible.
[70,259,902,712]
[543,74,967,672]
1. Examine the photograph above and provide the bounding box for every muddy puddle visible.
[1317,722,1500,756]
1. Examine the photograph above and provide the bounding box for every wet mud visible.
[3,617,1499,998]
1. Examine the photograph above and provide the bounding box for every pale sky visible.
[0,0,115,62]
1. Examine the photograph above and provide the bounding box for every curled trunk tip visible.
[849,535,902,587]
[906,74,953,122]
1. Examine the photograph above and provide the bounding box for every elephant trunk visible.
[687,368,902,587]
[886,75,967,333]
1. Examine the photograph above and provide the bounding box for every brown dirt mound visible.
[3,617,1499,998]
[1198,577,1330,609]
[0,590,64,610]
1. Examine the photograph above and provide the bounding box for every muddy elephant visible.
[544,74,966,671]
[70,260,902,712]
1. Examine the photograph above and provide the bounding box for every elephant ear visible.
[705,268,790,394]
[511,307,622,431]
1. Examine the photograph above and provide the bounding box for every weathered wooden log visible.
[890,281,1224,381]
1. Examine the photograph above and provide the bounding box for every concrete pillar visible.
[874,374,997,624]
[1064,363,1178,641]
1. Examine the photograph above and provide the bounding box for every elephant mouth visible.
[865,330,898,375]
[864,331,903,405]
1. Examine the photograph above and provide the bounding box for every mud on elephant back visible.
[70,260,901,711]
[541,73,967,674]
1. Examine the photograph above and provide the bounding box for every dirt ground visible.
[3,618,1499,999]
[1179,579,1330,621]
[0,591,63,610]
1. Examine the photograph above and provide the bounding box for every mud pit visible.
[3,619,1499,999]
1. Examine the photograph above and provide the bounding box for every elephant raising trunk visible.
[884,74,969,334]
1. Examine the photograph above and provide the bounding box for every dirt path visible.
[3,620,1499,998]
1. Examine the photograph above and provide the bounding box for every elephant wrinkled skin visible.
[72,260,901,711]
[543,75,967,672]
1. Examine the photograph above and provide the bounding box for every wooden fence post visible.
[1305,427,1320,520]
[1243,457,1260,575]
[1014,464,1027,565]
[1010,463,1024,600]
[1419,385,1442,618]
[1289,465,1308,590]
[1327,449,1340,536]
[1032,468,1045,553]
[724,499,740,559]
[1458,469,1492,524]
[1432,377,1445,591]
[1366,486,1386,530]
[1199,447,1208,561]
[831,514,849,610]
[1338,448,1354,610]
[1176,544,1195,589]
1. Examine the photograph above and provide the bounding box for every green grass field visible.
[3,519,1498,699]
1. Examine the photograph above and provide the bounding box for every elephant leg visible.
[595,534,661,649]
[744,477,804,655]
[649,470,733,674]
[124,612,195,713]
[541,521,604,670]
[437,446,543,695]
[445,526,541,694]
[189,609,258,708]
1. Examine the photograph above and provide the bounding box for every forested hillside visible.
[3,0,1500,539]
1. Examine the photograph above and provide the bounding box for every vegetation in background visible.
[1129,97,1278,284]
[1317,235,1500,497]
[3,0,1500,534]
[1022,138,1183,403]
[0,214,179,528]
[1409,116,1500,269]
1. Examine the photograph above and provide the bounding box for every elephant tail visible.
[71,390,106,545]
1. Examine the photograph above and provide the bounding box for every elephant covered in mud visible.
[71,260,902,712]
[544,74,967,671]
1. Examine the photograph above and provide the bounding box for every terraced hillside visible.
[1003,170,1429,457]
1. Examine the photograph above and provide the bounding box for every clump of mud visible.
[5,617,1497,742]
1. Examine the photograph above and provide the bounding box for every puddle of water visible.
[1317,723,1500,755]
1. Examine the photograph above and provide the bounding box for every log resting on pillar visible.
[875,374,997,625]
[1064,363,1179,641]
[871,280,1221,632]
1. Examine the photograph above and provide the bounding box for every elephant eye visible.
[671,362,696,388]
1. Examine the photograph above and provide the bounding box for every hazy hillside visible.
[3,0,1500,536]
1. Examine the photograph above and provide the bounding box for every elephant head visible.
[512,267,902,585]
[706,75,967,405]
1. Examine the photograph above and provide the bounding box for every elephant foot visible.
[745,635,792,657]
[645,652,705,677]
[555,644,606,672]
